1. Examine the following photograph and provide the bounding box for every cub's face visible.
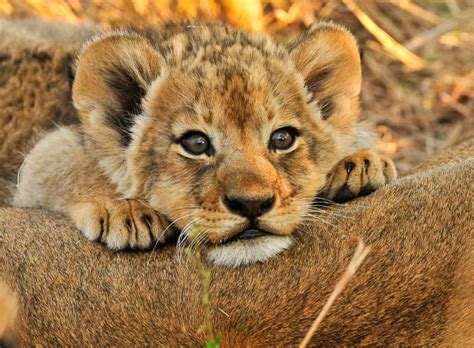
[73,22,362,266]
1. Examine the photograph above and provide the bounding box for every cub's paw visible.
[68,199,169,250]
[320,150,397,203]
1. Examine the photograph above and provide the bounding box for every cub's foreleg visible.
[13,127,167,250]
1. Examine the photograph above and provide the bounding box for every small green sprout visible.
[185,224,222,348]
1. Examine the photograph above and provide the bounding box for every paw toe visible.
[69,202,108,242]
[71,199,167,251]
[130,201,163,249]
[381,156,397,183]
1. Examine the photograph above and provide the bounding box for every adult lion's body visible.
[0,139,473,346]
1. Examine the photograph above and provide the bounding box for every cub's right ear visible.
[72,33,163,147]
[290,22,361,128]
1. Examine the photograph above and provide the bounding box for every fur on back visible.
[1,139,473,346]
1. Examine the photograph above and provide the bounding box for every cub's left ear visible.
[73,32,163,148]
[290,22,361,126]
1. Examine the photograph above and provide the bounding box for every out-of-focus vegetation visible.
[1,0,473,172]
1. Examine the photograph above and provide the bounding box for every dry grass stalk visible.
[389,0,441,24]
[132,0,150,16]
[0,0,13,15]
[299,238,371,348]
[222,0,263,31]
[342,0,426,71]
[25,0,79,21]
[404,21,458,51]
[446,0,461,15]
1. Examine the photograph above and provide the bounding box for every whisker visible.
[176,217,201,262]
[299,206,353,220]
[147,212,198,266]
[188,227,205,255]
[312,197,368,210]
[189,228,208,257]
[300,214,343,232]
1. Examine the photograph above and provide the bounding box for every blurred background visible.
[0,0,473,173]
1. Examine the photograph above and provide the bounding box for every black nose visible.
[223,195,275,218]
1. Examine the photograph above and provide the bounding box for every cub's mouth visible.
[205,226,294,268]
[224,227,272,244]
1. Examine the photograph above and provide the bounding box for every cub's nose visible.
[223,195,275,218]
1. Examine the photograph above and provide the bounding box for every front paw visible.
[69,199,169,250]
[320,150,397,203]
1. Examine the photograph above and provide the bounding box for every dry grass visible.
[299,237,371,348]
[1,0,473,172]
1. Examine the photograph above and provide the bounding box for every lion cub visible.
[13,21,396,266]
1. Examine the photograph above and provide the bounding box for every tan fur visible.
[0,139,473,345]
[13,21,396,265]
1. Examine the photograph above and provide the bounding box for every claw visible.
[321,150,396,203]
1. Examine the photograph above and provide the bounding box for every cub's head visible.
[72,22,361,267]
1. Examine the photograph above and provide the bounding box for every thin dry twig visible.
[299,238,371,348]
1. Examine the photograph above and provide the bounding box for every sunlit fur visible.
[14,21,374,266]
[4,139,474,345]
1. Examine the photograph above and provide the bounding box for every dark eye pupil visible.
[271,129,295,150]
[181,132,210,155]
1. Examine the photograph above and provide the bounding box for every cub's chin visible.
[205,235,294,268]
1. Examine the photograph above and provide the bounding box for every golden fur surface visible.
[0,139,473,346]
[13,20,396,266]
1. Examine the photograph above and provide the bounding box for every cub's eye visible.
[269,127,298,151]
[180,131,211,156]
